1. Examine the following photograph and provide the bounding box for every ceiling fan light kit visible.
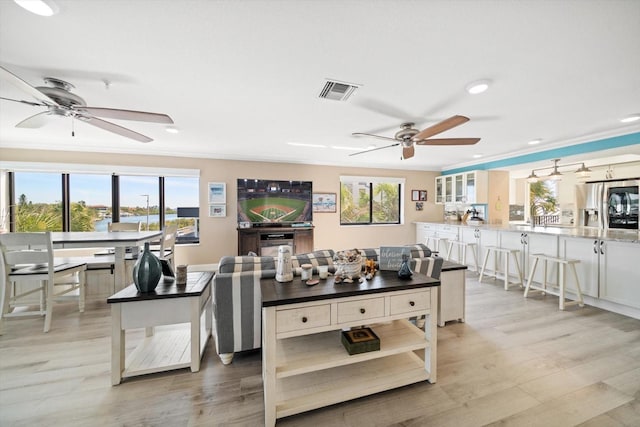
[351,114,480,160]
[0,65,173,142]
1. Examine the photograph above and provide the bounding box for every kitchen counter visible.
[415,221,639,244]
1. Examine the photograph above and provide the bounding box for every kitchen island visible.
[415,221,640,320]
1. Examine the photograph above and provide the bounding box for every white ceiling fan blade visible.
[0,96,45,107]
[0,66,59,106]
[349,141,400,156]
[351,132,398,142]
[15,111,51,128]
[76,107,174,124]
[77,116,153,142]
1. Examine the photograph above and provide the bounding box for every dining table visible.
[50,231,163,291]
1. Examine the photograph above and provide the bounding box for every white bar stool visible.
[478,246,523,290]
[524,254,584,310]
[446,240,479,272]
[425,236,448,255]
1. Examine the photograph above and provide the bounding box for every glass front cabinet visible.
[435,170,488,205]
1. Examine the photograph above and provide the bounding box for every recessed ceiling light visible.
[287,142,326,148]
[465,79,491,95]
[620,113,640,123]
[14,0,59,16]
[472,154,483,158]
[528,138,542,145]
[165,126,179,134]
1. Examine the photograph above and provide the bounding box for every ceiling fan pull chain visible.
[71,115,75,137]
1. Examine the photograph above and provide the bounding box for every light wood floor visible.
[1,275,639,427]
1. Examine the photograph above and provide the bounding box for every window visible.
[3,163,200,243]
[164,176,200,243]
[14,172,62,231]
[69,174,112,231]
[340,176,403,225]
[120,175,159,231]
[529,180,560,225]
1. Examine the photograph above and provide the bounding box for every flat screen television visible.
[237,178,313,225]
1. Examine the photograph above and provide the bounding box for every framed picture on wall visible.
[209,204,226,218]
[312,193,337,213]
[208,182,226,204]
[411,190,427,201]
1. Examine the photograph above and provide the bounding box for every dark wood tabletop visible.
[261,270,440,307]
[107,271,214,303]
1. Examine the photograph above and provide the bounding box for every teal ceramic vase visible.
[397,253,413,280]
[133,242,162,292]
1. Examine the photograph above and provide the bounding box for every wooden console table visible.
[107,271,214,385]
[237,226,313,256]
[260,270,440,426]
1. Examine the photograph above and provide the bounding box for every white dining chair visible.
[151,225,177,269]
[0,232,87,333]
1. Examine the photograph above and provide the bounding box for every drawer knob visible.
[360,308,366,314]
[301,316,308,323]
[409,301,415,306]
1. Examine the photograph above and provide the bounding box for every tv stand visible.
[238,226,314,256]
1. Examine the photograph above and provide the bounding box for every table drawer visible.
[276,304,331,333]
[337,297,385,323]
[389,291,430,315]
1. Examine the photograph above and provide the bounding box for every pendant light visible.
[574,163,592,178]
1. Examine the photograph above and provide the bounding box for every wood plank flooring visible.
[1,275,639,426]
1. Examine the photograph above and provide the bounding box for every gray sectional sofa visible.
[212,244,442,364]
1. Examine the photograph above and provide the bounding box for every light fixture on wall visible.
[526,158,592,183]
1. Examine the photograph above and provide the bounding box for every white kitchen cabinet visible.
[598,240,640,308]
[415,223,437,245]
[558,238,640,306]
[434,170,488,205]
[499,231,558,286]
[435,176,444,204]
[558,237,599,298]
[444,176,453,203]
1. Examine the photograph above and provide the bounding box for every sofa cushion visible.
[291,249,335,270]
[217,255,276,274]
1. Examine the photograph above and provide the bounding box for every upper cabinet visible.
[435,170,488,204]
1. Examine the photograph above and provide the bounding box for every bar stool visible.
[478,246,523,290]
[425,236,448,255]
[524,254,584,310]
[446,240,479,272]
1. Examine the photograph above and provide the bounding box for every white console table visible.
[260,270,440,426]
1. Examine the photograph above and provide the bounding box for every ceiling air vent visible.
[318,79,359,101]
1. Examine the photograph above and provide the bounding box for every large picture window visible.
[4,164,200,244]
[340,176,403,225]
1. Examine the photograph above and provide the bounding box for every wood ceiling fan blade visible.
[416,138,481,146]
[15,111,51,128]
[0,66,59,106]
[412,115,470,141]
[78,116,153,142]
[403,145,415,159]
[76,107,174,124]
[352,132,398,142]
[349,142,400,156]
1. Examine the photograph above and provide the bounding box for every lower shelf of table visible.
[122,323,209,378]
[276,351,429,419]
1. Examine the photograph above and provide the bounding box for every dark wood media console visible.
[237,226,314,256]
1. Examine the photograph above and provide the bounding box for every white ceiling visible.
[1,0,639,172]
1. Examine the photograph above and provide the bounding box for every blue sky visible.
[14,173,199,208]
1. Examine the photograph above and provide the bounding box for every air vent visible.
[318,79,359,101]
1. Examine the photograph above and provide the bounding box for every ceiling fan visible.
[0,65,173,142]
[351,115,480,159]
